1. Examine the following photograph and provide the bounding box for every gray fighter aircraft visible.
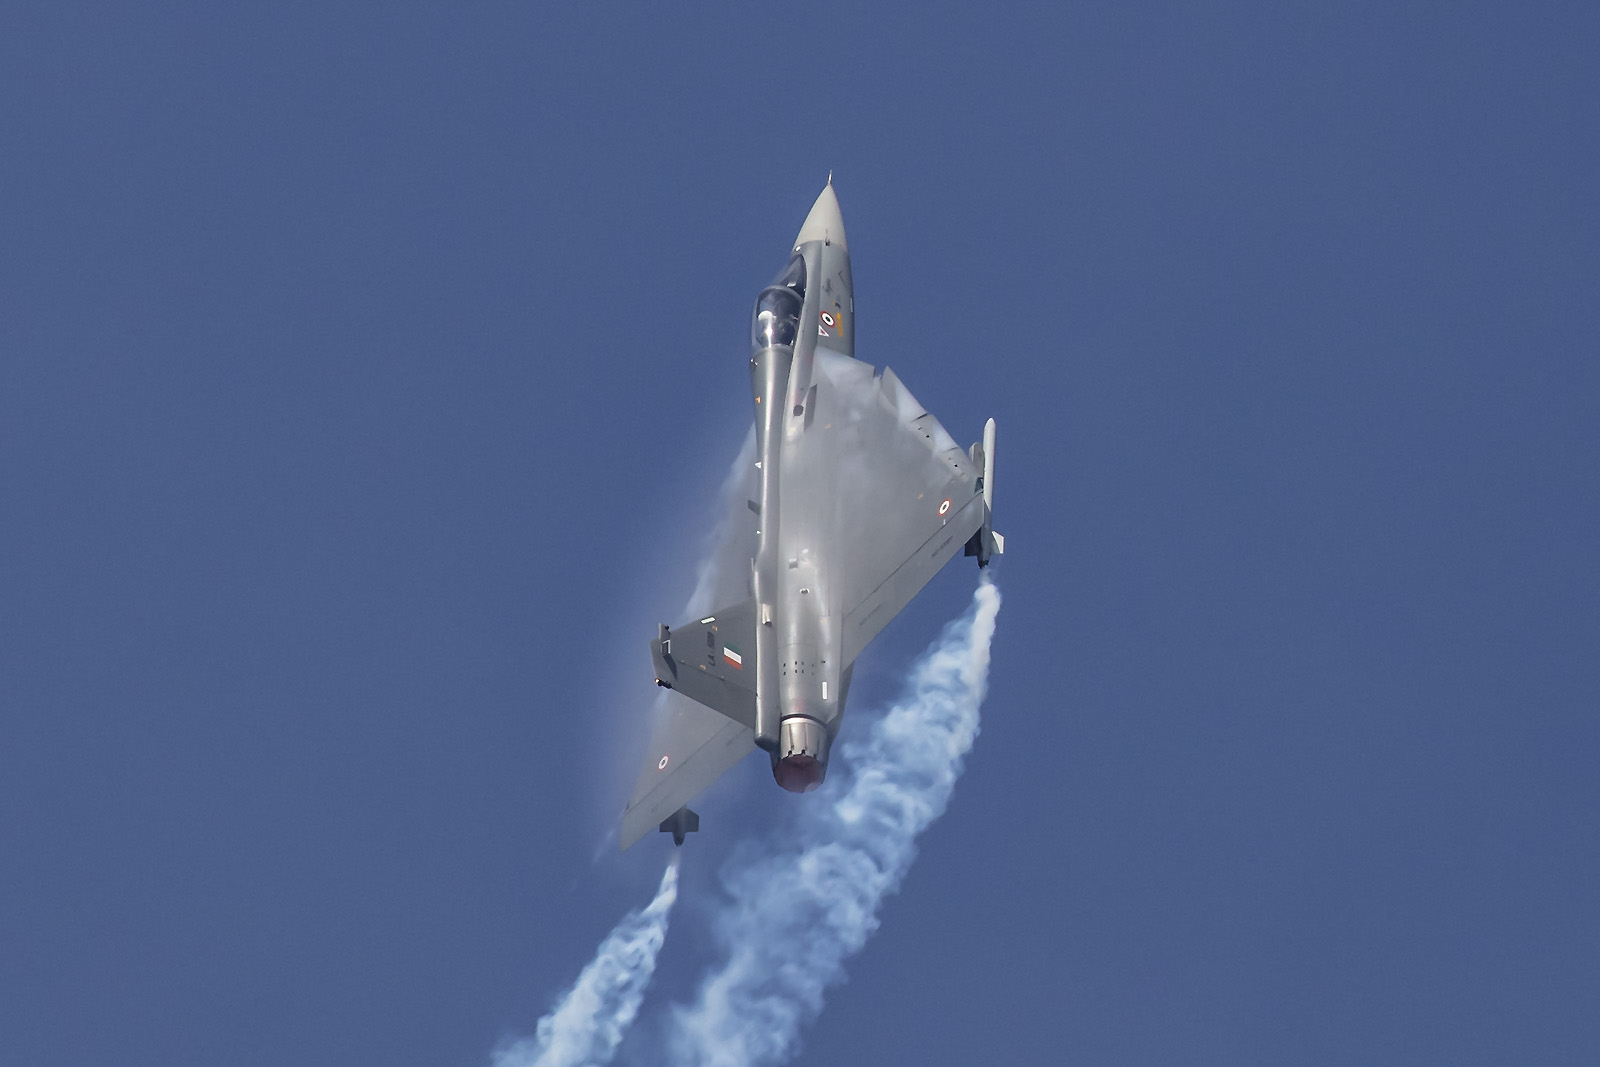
[621,180,1002,848]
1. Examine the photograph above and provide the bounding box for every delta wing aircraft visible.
[622,180,1002,848]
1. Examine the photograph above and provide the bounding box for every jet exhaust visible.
[667,578,1002,1066]
[493,860,679,1067]
[772,716,830,792]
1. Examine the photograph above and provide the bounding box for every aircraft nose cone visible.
[794,178,847,251]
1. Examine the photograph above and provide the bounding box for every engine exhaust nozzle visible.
[772,716,830,793]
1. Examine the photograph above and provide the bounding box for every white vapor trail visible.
[495,860,680,1067]
[667,578,1003,1067]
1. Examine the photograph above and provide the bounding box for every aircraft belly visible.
[750,343,793,750]
[774,374,844,728]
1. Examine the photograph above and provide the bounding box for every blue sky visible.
[2,4,1596,1064]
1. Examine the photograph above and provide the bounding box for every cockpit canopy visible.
[750,254,807,351]
[752,287,801,351]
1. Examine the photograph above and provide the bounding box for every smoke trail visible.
[495,860,680,1067]
[667,578,1002,1067]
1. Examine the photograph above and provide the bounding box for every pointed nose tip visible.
[794,179,847,251]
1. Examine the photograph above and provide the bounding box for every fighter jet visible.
[622,180,1002,848]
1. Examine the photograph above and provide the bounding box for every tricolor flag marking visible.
[722,646,744,669]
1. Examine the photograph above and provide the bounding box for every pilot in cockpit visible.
[750,253,807,352]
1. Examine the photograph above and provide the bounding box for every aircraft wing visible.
[620,436,762,851]
[649,600,758,730]
[794,352,988,668]
[620,690,754,850]
[620,354,986,848]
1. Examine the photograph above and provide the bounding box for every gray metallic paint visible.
[621,181,996,848]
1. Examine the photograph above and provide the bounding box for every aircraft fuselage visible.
[749,183,854,791]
